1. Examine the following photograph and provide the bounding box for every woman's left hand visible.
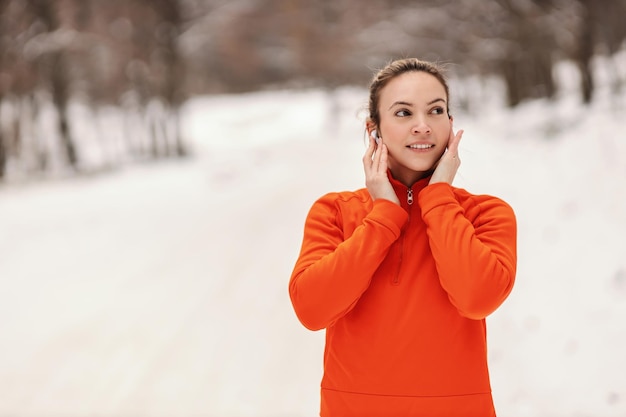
[429,127,464,185]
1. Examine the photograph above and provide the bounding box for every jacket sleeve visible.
[289,194,408,331]
[418,183,517,320]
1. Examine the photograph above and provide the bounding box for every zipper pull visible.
[407,188,413,205]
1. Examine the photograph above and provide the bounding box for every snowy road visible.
[1,87,625,416]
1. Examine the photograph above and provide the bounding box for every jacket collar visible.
[387,170,431,208]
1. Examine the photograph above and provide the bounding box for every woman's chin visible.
[408,163,437,175]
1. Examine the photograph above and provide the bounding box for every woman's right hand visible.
[363,137,400,205]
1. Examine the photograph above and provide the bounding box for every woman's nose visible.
[412,121,431,134]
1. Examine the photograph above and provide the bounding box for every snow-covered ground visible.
[1,60,625,417]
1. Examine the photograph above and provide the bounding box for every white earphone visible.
[370,129,380,144]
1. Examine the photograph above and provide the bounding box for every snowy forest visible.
[1,1,626,417]
[1,0,626,182]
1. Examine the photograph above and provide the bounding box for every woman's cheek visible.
[434,147,446,164]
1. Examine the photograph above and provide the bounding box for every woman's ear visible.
[366,119,377,137]
[366,121,381,144]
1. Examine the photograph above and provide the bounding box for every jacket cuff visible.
[369,198,408,235]
[418,182,458,215]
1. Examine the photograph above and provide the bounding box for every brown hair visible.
[367,58,451,128]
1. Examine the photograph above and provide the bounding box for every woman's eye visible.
[395,109,411,117]
[430,107,445,115]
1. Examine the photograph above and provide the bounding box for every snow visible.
[1,60,625,416]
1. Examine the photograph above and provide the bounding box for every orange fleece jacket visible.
[289,174,517,417]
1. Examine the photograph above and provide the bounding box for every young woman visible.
[289,58,517,417]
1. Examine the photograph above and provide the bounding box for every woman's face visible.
[377,71,452,186]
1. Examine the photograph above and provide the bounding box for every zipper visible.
[393,186,413,284]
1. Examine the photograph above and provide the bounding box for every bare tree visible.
[575,0,595,103]
[1,0,44,178]
[145,0,188,157]
[571,0,626,102]
[0,0,7,179]
[26,0,78,168]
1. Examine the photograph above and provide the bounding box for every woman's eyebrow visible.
[388,100,413,110]
[388,98,446,110]
[427,98,446,105]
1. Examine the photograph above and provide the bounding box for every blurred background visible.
[1,0,625,179]
[0,1,625,416]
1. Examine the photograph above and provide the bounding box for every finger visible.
[363,137,376,169]
[454,129,464,147]
[377,144,389,173]
[448,124,455,145]
[371,138,383,170]
[448,129,464,157]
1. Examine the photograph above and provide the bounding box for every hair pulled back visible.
[368,58,450,128]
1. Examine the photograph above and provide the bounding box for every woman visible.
[288,58,517,417]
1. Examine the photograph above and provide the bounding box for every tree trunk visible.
[51,51,78,166]
[576,0,595,104]
[150,0,187,157]
[495,0,557,106]
[28,0,79,167]
[0,106,5,180]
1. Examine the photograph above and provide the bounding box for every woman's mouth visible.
[407,144,435,149]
